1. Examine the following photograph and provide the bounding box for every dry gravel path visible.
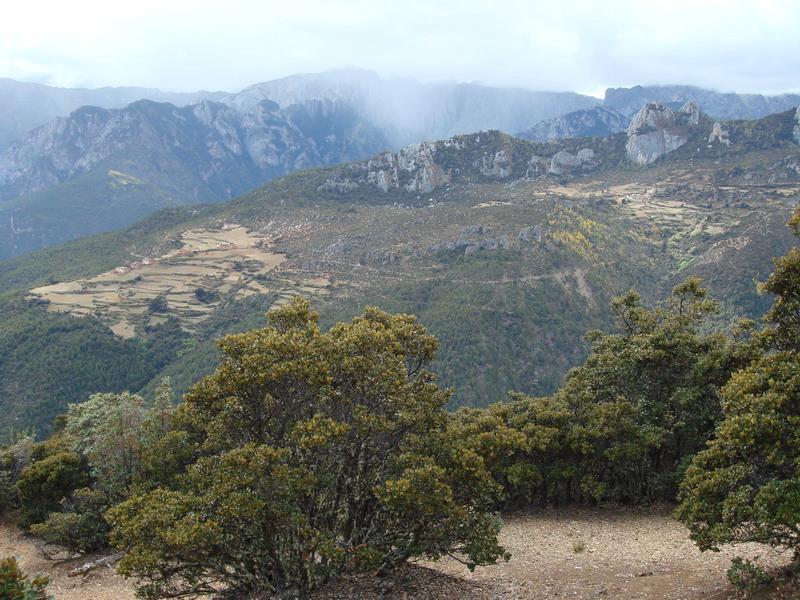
[2,507,794,599]
[428,506,793,599]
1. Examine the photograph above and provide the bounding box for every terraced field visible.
[29,225,330,338]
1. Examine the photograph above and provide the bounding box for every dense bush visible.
[30,488,110,553]
[108,298,507,598]
[450,277,756,506]
[677,208,800,560]
[18,384,176,551]
[0,437,34,514]
[16,449,88,529]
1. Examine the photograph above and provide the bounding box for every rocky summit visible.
[625,102,701,165]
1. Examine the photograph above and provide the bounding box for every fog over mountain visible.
[1,67,800,259]
[3,0,798,95]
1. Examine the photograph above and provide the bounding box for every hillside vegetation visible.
[0,205,798,598]
[0,108,798,438]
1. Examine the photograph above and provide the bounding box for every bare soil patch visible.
[1,507,794,599]
[429,506,794,599]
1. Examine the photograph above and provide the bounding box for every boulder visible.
[794,107,800,145]
[708,122,731,146]
[548,148,595,175]
[519,225,544,243]
[479,149,512,178]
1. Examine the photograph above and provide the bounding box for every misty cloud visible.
[1,0,798,94]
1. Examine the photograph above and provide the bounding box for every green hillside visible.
[0,109,798,439]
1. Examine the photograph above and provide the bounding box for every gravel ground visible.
[0,517,137,600]
[427,506,795,599]
[2,507,795,599]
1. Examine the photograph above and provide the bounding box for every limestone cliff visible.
[625,102,699,165]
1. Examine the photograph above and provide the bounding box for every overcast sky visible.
[1,0,798,96]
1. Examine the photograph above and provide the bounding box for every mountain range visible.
[0,70,798,264]
[0,102,798,438]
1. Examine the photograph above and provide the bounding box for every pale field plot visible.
[29,225,329,338]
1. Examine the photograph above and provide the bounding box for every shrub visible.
[0,471,15,514]
[727,557,773,591]
[677,209,800,561]
[450,278,756,507]
[16,451,88,529]
[0,556,52,600]
[30,488,110,553]
[148,295,168,313]
[108,297,507,599]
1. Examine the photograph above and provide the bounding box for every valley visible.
[0,105,798,437]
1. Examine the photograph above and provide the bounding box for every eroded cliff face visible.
[625,101,700,165]
[794,107,800,145]
[318,132,603,196]
[0,98,388,201]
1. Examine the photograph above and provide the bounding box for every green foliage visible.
[64,392,149,499]
[759,209,800,352]
[16,449,89,529]
[0,472,15,514]
[30,488,110,553]
[676,349,800,555]
[108,297,506,598]
[677,208,800,559]
[21,389,179,552]
[147,295,168,313]
[0,436,35,514]
[727,557,773,591]
[0,557,52,600]
[0,300,186,442]
[451,278,756,506]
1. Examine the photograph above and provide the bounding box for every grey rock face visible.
[625,102,697,165]
[462,225,489,235]
[519,225,544,243]
[709,122,731,146]
[549,148,595,175]
[479,150,512,178]
[794,107,800,145]
[0,98,388,202]
[221,69,599,148]
[355,141,449,194]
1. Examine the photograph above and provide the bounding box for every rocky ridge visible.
[0,98,388,202]
[517,106,629,142]
[625,102,700,165]
[604,84,800,120]
[318,132,605,196]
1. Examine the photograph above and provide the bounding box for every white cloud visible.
[0,0,798,94]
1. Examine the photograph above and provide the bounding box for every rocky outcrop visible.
[708,122,731,146]
[625,102,698,165]
[479,150,512,178]
[524,148,596,178]
[335,141,451,194]
[794,107,800,145]
[430,225,509,256]
[549,149,595,175]
[519,225,544,243]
